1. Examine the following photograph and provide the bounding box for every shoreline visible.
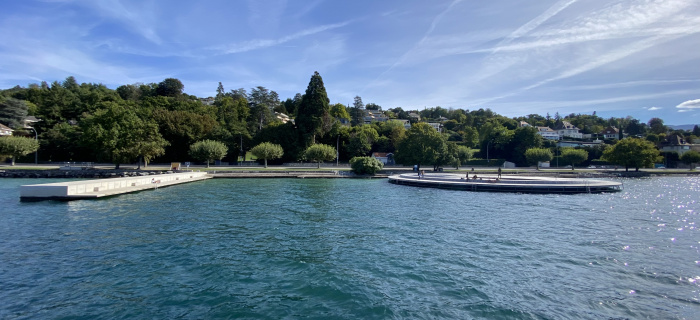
[1,166,699,179]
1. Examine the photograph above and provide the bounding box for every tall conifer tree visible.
[296,71,331,145]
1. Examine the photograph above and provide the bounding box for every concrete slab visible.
[20,172,210,201]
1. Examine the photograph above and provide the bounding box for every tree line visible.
[1,73,699,170]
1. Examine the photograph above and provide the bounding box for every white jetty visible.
[388,173,622,194]
[20,172,211,201]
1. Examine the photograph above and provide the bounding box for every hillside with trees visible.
[1,74,698,169]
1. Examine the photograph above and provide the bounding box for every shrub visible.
[350,156,384,175]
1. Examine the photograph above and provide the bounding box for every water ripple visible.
[1,177,699,319]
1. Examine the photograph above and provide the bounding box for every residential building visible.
[554,121,583,139]
[536,126,560,140]
[371,152,394,165]
[364,110,388,124]
[599,126,620,140]
[275,112,292,124]
[427,122,442,133]
[408,113,421,121]
[395,119,411,129]
[660,134,693,157]
[0,123,13,136]
[519,121,531,127]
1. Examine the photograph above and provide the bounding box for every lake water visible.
[1,176,699,319]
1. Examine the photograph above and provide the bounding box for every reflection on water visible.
[1,177,699,319]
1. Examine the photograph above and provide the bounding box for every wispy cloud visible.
[647,107,662,111]
[84,0,163,45]
[212,21,352,54]
[469,0,700,104]
[492,0,578,53]
[676,99,700,109]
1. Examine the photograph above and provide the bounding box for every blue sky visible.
[1,0,699,125]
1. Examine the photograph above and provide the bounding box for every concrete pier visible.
[389,173,622,194]
[20,172,210,201]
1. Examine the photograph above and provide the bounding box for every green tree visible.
[602,138,662,171]
[296,72,332,145]
[189,140,228,168]
[350,156,384,175]
[525,148,553,170]
[507,126,542,166]
[351,96,364,126]
[156,78,184,97]
[433,141,458,171]
[303,143,336,168]
[680,150,700,170]
[329,103,351,122]
[0,136,39,165]
[248,86,279,132]
[250,142,284,168]
[560,148,588,170]
[365,103,381,111]
[346,124,379,157]
[455,145,475,170]
[394,123,446,169]
[648,117,666,134]
[81,102,167,169]
[0,97,29,129]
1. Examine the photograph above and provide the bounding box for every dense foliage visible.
[349,156,384,175]
[680,150,700,170]
[602,138,661,171]
[0,136,39,165]
[0,74,695,168]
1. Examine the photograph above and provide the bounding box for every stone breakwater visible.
[0,169,174,179]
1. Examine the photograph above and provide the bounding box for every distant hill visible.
[668,124,698,131]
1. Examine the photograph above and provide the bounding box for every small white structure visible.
[0,123,13,136]
[426,122,442,133]
[371,152,394,165]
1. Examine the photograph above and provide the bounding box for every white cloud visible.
[647,107,662,111]
[212,21,351,54]
[676,99,700,109]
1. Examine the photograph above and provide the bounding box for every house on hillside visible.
[0,123,13,136]
[600,126,620,140]
[519,121,531,127]
[408,113,421,121]
[395,119,411,129]
[427,122,442,133]
[554,121,583,139]
[23,116,40,128]
[275,112,292,124]
[364,110,388,124]
[660,134,694,157]
[536,126,560,140]
[371,152,394,165]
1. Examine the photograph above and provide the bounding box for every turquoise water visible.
[1,177,699,319]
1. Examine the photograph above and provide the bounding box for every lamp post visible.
[27,127,38,164]
[336,134,339,166]
[486,140,491,165]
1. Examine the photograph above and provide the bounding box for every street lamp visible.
[336,134,340,166]
[27,126,38,164]
[486,140,492,165]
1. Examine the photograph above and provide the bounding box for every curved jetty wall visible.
[20,172,210,201]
